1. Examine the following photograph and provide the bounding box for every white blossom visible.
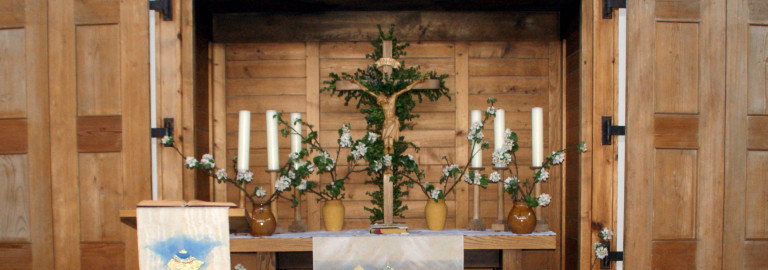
[372,160,383,172]
[492,150,512,167]
[579,142,588,153]
[423,182,430,189]
[537,169,549,182]
[600,228,613,241]
[288,152,299,160]
[160,135,173,145]
[464,172,482,185]
[467,122,485,141]
[215,169,227,180]
[200,154,215,168]
[184,157,199,168]
[406,154,414,161]
[382,154,392,167]
[352,143,367,160]
[339,133,353,148]
[551,151,565,165]
[442,164,459,177]
[367,132,378,143]
[538,193,551,207]
[503,176,518,189]
[489,171,501,183]
[318,151,335,171]
[430,188,442,200]
[486,106,496,115]
[504,129,516,151]
[288,170,296,179]
[595,245,609,259]
[236,170,253,183]
[275,175,291,191]
[234,263,247,270]
[297,179,308,191]
[307,164,315,173]
[341,123,351,134]
[254,187,267,198]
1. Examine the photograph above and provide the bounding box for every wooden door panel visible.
[628,0,725,268]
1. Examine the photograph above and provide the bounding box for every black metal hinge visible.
[150,118,174,138]
[603,0,627,19]
[149,0,172,21]
[600,251,624,268]
[602,116,626,145]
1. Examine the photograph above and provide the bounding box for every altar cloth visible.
[312,233,463,270]
[230,229,556,239]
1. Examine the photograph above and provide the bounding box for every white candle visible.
[494,109,505,152]
[266,110,279,170]
[236,110,251,171]
[290,113,302,154]
[531,107,544,167]
[470,110,483,168]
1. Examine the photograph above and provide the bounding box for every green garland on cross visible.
[321,25,451,223]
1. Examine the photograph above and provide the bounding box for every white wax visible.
[470,110,483,168]
[290,113,302,154]
[531,107,544,167]
[266,110,279,170]
[494,109,505,152]
[236,110,251,171]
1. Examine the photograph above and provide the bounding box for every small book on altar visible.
[137,200,237,207]
[369,223,408,234]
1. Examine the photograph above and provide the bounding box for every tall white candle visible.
[494,109,505,152]
[236,110,251,171]
[266,110,279,170]
[470,110,483,168]
[290,113,302,154]
[531,107,544,167]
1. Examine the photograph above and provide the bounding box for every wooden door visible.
[47,0,151,268]
[626,0,726,268]
[0,0,52,268]
[724,0,768,269]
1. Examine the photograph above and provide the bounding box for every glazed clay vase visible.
[322,199,345,231]
[425,198,447,230]
[508,200,537,234]
[248,203,276,236]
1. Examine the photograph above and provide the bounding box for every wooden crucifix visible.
[336,40,440,225]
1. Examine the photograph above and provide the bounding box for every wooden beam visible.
[181,0,196,201]
[214,11,559,43]
[578,0,595,268]
[212,43,228,202]
[0,119,28,154]
[76,116,122,152]
[454,42,469,228]
[306,41,321,230]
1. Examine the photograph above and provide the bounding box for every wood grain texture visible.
[0,29,26,118]
[76,115,122,152]
[0,0,24,28]
[74,0,119,25]
[78,152,123,242]
[654,22,699,114]
[0,154,29,241]
[502,249,522,270]
[75,24,120,116]
[746,151,768,239]
[213,43,228,202]
[652,241,697,270]
[652,149,697,239]
[24,0,53,267]
[306,42,321,230]
[0,119,27,154]
[748,25,768,115]
[655,0,701,21]
[180,0,196,201]
[0,243,31,269]
[654,114,699,149]
[454,42,469,229]
[578,0,595,267]
[749,0,768,24]
[214,12,559,43]
[156,0,183,200]
[80,242,125,269]
[747,116,768,150]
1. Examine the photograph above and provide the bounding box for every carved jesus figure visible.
[346,78,426,154]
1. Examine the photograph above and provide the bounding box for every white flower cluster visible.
[234,263,247,270]
[489,171,501,183]
[430,188,442,200]
[372,160,383,172]
[538,193,551,206]
[595,244,609,259]
[442,164,459,177]
[492,150,512,167]
[367,132,378,143]
[406,154,414,161]
[423,182,430,189]
[215,169,227,180]
[292,160,315,173]
[184,157,198,168]
[200,154,215,169]
[536,169,549,182]
[275,175,291,191]
[288,152,299,160]
[254,187,267,198]
[318,151,336,171]
[339,124,353,148]
[503,176,518,189]
[599,227,613,241]
[236,170,253,183]
[352,143,367,160]
[464,172,482,185]
[551,151,565,165]
[160,135,173,146]
[578,142,588,153]
[486,106,496,115]
[466,122,485,141]
[382,154,392,167]
[297,179,308,191]
[504,129,515,151]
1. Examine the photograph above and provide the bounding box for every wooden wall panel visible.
[78,152,123,242]
[745,151,768,239]
[655,0,701,21]
[654,115,699,149]
[75,24,120,116]
[747,116,768,150]
[654,22,699,114]
[749,0,768,24]
[74,0,119,25]
[0,243,31,270]
[563,21,581,270]
[652,149,697,239]
[0,155,29,241]
[0,119,27,154]
[0,0,24,28]
[76,115,122,152]
[80,242,125,269]
[748,25,768,115]
[651,241,697,270]
[0,29,26,118]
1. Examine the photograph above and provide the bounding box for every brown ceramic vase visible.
[507,200,536,234]
[249,203,276,236]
